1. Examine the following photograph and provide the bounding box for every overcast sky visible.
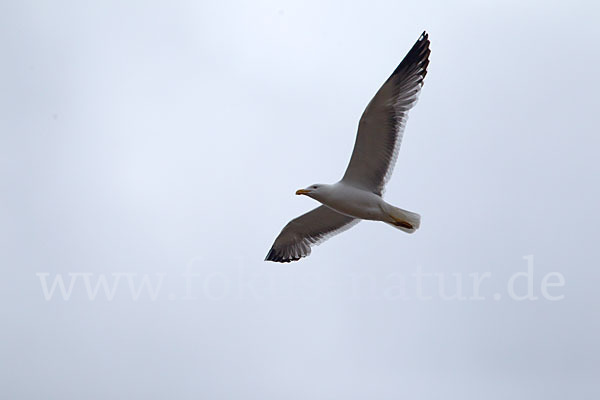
[1,1,599,399]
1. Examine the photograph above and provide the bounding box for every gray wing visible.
[265,206,360,263]
[341,31,430,195]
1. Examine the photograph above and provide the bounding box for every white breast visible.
[320,183,386,220]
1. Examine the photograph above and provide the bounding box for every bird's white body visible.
[310,182,388,221]
[305,182,420,233]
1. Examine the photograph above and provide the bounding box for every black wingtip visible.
[264,247,303,263]
[264,248,283,263]
[389,31,431,81]
[264,248,274,262]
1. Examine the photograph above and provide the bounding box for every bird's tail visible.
[384,205,421,234]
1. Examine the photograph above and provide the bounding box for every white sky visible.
[1,1,599,399]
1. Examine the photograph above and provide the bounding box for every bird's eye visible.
[313,186,317,189]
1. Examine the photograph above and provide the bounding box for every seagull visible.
[265,31,430,263]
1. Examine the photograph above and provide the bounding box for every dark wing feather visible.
[341,31,430,195]
[265,206,359,263]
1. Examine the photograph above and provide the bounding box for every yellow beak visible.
[295,189,311,195]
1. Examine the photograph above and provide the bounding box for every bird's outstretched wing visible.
[265,206,359,263]
[341,31,430,195]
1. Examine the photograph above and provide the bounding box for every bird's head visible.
[296,184,326,199]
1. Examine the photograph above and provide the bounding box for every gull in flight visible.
[266,32,430,263]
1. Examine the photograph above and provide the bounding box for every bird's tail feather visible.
[385,205,421,234]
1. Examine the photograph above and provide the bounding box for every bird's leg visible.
[390,216,414,230]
